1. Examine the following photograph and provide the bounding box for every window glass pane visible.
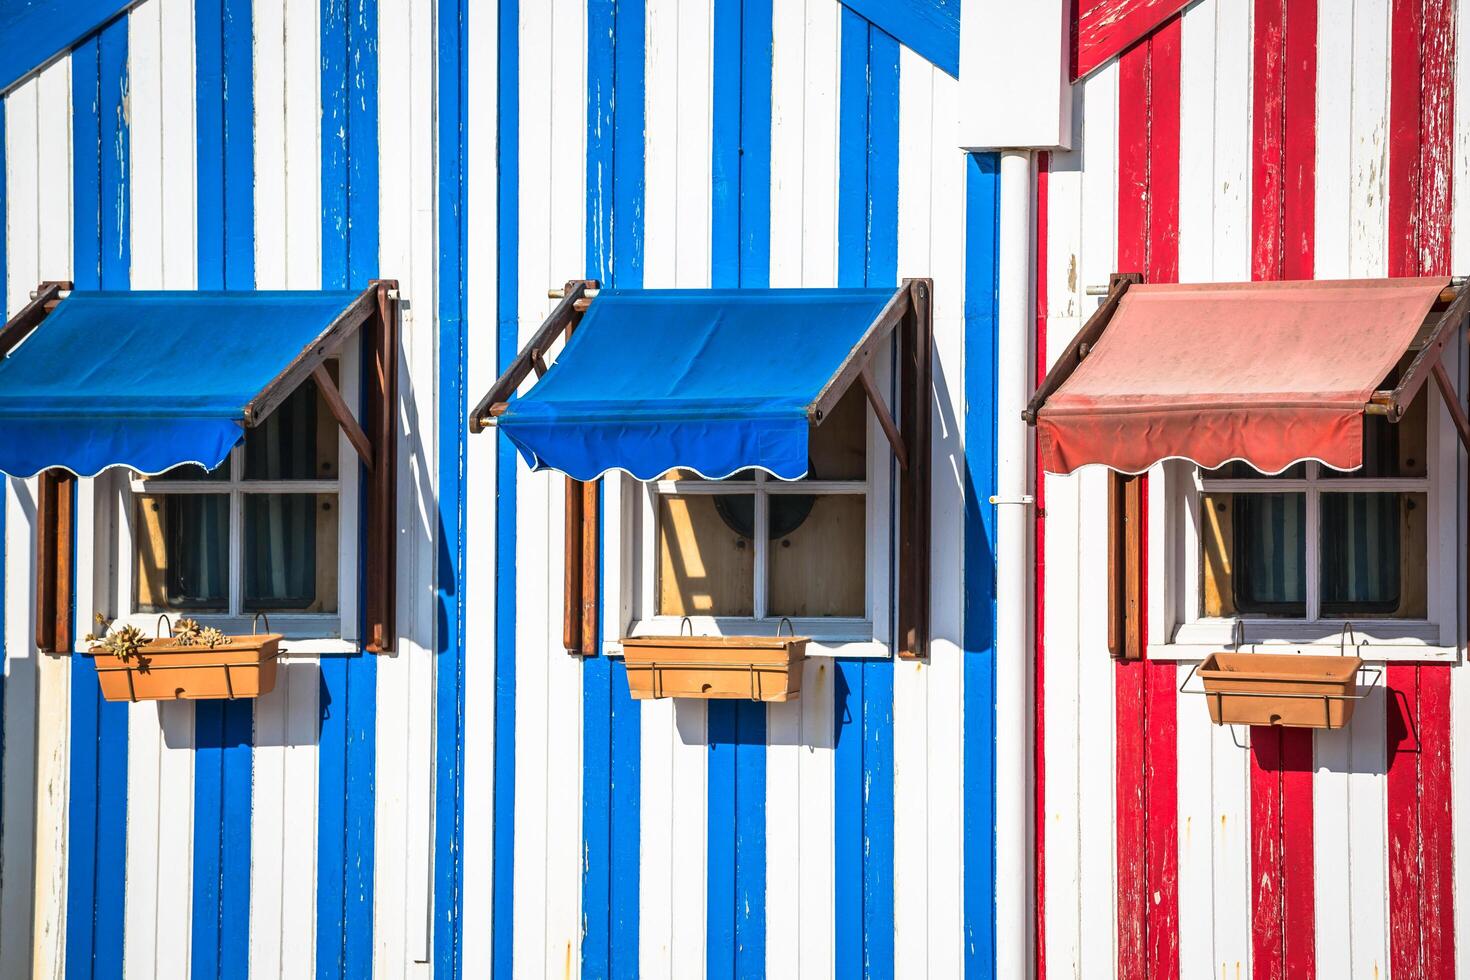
[808,383,866,480]
[134,494,229,612]
[769,494,865,617]
[1320,492,1425,617]
[245,369,338,481]
[244,493,339,612]
[656,494,754,616]
[1201,492,1237,617]
[1232,492,1307,616]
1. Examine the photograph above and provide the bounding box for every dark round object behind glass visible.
[713,462,817,540]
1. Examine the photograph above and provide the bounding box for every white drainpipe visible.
[994,147,1035,979]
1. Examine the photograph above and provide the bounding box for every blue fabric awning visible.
[494,288,896,481]
[0,289,365,477]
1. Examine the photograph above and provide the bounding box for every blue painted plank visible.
[434,0,469,974]
[839,0,959,77]
[706,701,767,980]
[708,4,772,977]
[0,0,133,95]
[962,152,1000,979]
[831,663,864,980]
[492,1,520,976]
[583,1,644,976]
[65,22,130,980]
[191,2,255,976]
[0,74,6,860]
[834,14,899,976]
[318,2,379,976]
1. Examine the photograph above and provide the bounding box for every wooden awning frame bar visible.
[0,279,400,653]
[470,279,599,429]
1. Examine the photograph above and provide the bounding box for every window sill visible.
[1157,618,1458,663]
[611,617,891,659]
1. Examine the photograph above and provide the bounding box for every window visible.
[618,381,894,656]
[124,364,353,634]
[1165,355,1460,657]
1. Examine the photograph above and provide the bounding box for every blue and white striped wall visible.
[0,1,1002,977]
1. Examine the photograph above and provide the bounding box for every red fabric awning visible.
[1036,277,1450,475]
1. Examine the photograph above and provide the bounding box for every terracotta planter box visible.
[1197,652,1363,729]
[621,635,807,702]
[89,634,283,703]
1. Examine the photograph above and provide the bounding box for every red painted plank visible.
[1247,5,1318,978]
[1248,728,1314,980]
[1279,729,1316,977]
[1074,0,1192,81]
[1249,728,1286,979]
[1114,25,1180,979]
[1251,0,1317,282]
[1144,657,1179,977]
[1387,1,1456,976]
[1387,665,1423,979]
[1034,150,1049,980]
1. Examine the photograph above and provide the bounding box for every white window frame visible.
[600,351,900,659]
[95,343,361,650]
[1151,348,1464,663]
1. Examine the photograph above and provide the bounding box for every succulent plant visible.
[172,618,205,646]
[198,626,228,649]
[97,624,147,661]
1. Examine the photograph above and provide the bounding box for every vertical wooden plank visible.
[460,0,500,968]
[124,7,199,976]
[248,2,321,974]
[638,3,712,973]
[512,0,554,969]
[770,6,841,976]
[894,41,933,980]
[1115,16,1182,980]
[23,55,76,979]
[670,8,713,975]
[1247,6,1320,978]
[1074,54,1121,980]
[545,0,589,968]
[1313,6,1389,975]
[379,0,438,963]
[1387,0,1457,975]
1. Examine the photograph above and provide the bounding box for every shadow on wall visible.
[1245,685,1392,776]
[156,656,340,750]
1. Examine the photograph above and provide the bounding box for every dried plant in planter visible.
[197,626,228,649]
[172,617,205,646]
[85,614,147,661]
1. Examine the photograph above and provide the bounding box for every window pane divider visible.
[1306,481,1320,620]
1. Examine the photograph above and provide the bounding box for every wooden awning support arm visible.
[313,364,374,469]
[470,279,599,429]
[1023,272,1140,424]
[858,366,907,470]
[0,281,69,360]
[1430,360,1470,452]
[1370,283,1470,423]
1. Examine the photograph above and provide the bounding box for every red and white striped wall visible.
[1039,1,1470,977]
